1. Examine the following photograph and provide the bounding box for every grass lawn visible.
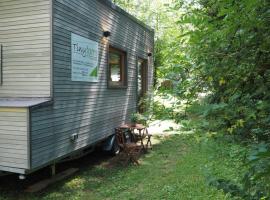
[0,133,246,200]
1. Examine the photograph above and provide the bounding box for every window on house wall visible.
[137,58,148,113]
[108,46,127,88]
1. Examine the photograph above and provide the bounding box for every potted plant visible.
[130,113,140,127]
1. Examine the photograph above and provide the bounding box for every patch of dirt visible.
[0,147,149,195]
[100,153,128,169]
[0,150,111,194]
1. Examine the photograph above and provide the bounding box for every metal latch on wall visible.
[70,133,79,142]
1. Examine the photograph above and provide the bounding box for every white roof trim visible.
[0,98,51,107]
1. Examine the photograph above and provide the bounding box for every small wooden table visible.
[118,124,152,151]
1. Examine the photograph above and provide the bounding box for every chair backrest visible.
[115,128,126,149]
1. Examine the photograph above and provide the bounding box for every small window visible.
[108,46,127,88]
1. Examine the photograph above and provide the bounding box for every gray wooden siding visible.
[0,108,29,170]
[0,0,51,98]
[30,0,154,169]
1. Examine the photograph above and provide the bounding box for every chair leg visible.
[130,147,142,165]
[122,151,138,166]
[131,156,140,165]
[124,156,131,166]
[143,128,152,150]
[146,136,152,149]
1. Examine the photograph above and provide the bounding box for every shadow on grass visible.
[0,149,113,199]
[0,134,178,200]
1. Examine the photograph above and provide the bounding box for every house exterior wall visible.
[30,0,154,170]
[0,0,51,98]
[0,108,29,172]
[0,0,154,174]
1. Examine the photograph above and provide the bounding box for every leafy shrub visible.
[243,143,270,199]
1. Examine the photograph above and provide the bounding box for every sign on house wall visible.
[71,33,99,82]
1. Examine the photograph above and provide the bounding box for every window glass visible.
[108,47,126,88]
[137,60,143,97]
[109,52,121,82]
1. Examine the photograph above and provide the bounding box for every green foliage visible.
[243,143,270,199]
[151,100,175,120]
[113,0,175,36]
[136,91,179,124]
[130,112,147,125]
[207,143,270,199]
[176,0,270,140]
[130,112,140,123]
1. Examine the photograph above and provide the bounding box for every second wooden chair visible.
[115,128,142,165]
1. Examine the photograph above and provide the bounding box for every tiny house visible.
[0,0,154,175]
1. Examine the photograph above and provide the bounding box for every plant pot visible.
[131,122,137,127]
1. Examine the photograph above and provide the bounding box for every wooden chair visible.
[115,128,142,165]
[132,125,152,151]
